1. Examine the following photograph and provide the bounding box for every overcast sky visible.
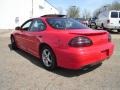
[48,0,120,15]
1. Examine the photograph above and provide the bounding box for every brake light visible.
[107,20,110,23]
[69,36,93,47]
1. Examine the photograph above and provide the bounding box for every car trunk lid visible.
[68,29,109,45]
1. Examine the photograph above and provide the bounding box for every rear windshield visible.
[46,18,89,30]
[111,12,118,18]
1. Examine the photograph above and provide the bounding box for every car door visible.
[110,11,120,28]
[23,19,46,57]
[15,19,33,51]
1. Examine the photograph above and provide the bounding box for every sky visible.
[48,0,120,16]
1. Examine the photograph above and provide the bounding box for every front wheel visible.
[41,46,57,70]
[11,36,18,50]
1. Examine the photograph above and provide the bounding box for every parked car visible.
[75,18,88,26]
[95,10,120,32]
[88,17,97,28]
[11,14,114,70]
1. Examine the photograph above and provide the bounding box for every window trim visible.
[119,12,120,18]
[21,19,33,31]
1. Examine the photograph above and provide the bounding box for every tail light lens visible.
[69,36,93,47]
[107,20,110,23]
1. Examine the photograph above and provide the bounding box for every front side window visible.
[47,18,88,30]
[111,12,118,18]
[30,19,46,32]
[21,20,33,31]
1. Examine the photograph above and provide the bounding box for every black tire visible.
[11,36,17,50]
[92,23,97,29]
[41,46,57,70]
[101,24,106,30]
[94,25,98,29]
[89,25,92,28]
[117,29,120,33]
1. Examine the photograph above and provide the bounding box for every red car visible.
[11,15,114,70]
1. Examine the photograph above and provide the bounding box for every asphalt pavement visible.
[0,31,120,90]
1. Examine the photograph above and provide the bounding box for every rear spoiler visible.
[41,14,66,18]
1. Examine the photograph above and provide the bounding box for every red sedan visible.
[11,15,114,70]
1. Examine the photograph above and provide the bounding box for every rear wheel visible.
[11,36,17,50]
[101,23,105,30]
[92,23,97,29]
[94,25,98,29]
[41,46,57,70]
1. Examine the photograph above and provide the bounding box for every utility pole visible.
[32,0,33,17]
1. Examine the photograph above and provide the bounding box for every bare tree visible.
[110,1,120,10]
[93,1,120,17]
[93,9,101,17]
[82,9,91,19]
[67,6,80,18]
[93,4,111,17]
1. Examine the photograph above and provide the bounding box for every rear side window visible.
[111,12,118,18]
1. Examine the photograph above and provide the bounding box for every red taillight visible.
[107,20,110,23]
[69,36,93,47]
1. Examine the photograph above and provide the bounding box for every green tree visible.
[67,6,80,18]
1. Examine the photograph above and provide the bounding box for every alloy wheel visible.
[42,49,53,67]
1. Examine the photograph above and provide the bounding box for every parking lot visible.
[0,30,120,90]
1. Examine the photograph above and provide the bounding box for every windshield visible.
[111,12,118,18]
[47,18,89,30]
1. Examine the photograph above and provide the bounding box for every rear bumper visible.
[106,24,120,30]
[55,42,114,69]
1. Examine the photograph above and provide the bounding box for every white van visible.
[95,10,120,32]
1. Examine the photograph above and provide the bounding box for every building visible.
[0,0,59,29]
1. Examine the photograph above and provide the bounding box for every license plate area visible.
[101,49,109,57]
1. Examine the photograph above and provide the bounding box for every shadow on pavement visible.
[8,44,102,77]
[52,64,101,77]
[96,29,120,34]
[92,27,120,34]
[108,30,120,34]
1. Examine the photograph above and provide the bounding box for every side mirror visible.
[15,26,21,30]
